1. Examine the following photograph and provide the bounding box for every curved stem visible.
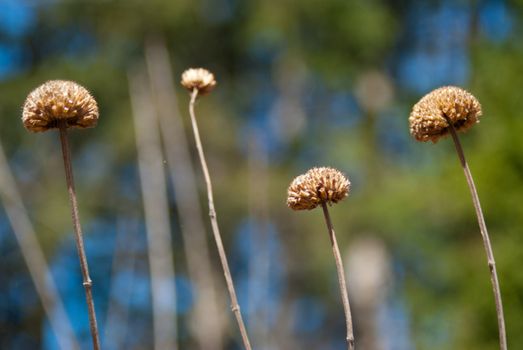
[321,202,355,350]
[59,124,101,350]
[189,89,253,350]
[447,123,507,350]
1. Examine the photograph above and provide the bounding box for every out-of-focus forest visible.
[1,0,522,349]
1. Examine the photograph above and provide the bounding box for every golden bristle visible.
[287,167,350,211]
[22,80,99,132]
[181,68,217,95]
[409,86,482,143]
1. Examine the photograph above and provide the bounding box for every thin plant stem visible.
[188,88,253,350]
[321,201,355,350]
[0,139,79,350]
[58,123,101,350]
[446,122,507,350]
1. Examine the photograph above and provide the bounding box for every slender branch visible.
[446,123,507,350]
[58,123,101,350]
[321,201,355,350]
[0,139,79,350]
[189,88,253,350]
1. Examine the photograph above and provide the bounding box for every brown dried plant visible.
[181,68,252,350]
[409,86,507,350]
[287,167,355,350]
[409,86,481,143]
[22,80,101,350]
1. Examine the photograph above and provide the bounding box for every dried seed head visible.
[181,68,216,95]
[287,173,321,210]
[307,167,350,205]
[409,86,482,143]
[22,80,99,132]
[287,167,350,211]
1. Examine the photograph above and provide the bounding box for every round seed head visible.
[409,86,482,143]
[287,173,321,210]
[287,167,350,211]
[181,68,216,95]
[306,167,350,205]
[22,80,99,132]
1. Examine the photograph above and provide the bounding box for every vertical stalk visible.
[321,201,355,350]
[129,69,178,350]
[246,132,271,347]
[58,123,101,350]
[188,89,253,350]
[446,123,507,350]
[104,218,138,350]
[145,37,224,350]
[0,139,79,350]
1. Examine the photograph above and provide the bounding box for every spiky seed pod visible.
[287,167,350,210]
[307,167,350,205]
[22,80,99,132]
[181,68,217,95]
[287,173,322,210]
[409,86,482,143]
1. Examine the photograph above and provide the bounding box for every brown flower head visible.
[287,167,350,211]
[181,68,216,95]
[287,173,321,210]
[409,86,482,143]
[22,80,99,132]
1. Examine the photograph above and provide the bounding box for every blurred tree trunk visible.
[129,66,178,350]
[145,36,225,350]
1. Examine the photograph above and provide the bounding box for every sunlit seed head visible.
[22,80,99,132]
[181,68,217,95]
[287,173,321,210]
[409,86,482,143]
[287,167,350,211]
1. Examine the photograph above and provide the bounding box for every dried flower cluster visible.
[181,68,216,95]
[287,167,350,210]
[409,86,482,143]
[22,80,99,132]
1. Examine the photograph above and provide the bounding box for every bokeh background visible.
[0,0,522,349]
